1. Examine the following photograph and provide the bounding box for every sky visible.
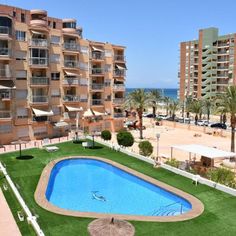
[2,0,236,88]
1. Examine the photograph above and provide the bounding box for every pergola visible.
[170,144,236,168]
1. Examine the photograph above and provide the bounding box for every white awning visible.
[91,46,104,52]
[115,64,127,70]
[31,30,45,35]
[65,106,83,112]
[83,108,104,117]
[54,121,69,128]
[171,144,236,159]
[64,71,79,77]
[32,108,54,117]
[0,85,15,90]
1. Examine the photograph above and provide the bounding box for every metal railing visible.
[113,98,125,104]
[63,95,80,102]
[64,60,78,68]
[0,48,11,56]
[31,96,48,103]
[29,39,48,47]
[31,77,49,85]
[63,78,80,85]
[0,110,11,118]
[114,69,126,77]
[91,99,103,105]
[0,68,11,77]
[29,57,48,66]
[80,98,88,102]
[91,51,104,60]
[63,42,80,51]
[113,84,125,90]
[91,83,104,90]
[0,26,11,35]
[0,92,11,99]
[114,54,125,61]
[91,68,104,75]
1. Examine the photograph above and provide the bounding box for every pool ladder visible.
[151,202,183,216]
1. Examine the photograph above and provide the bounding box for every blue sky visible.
[3,0,236,88]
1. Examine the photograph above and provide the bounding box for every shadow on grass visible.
[90,146,103,150]
[16,155,34,160]
[73,140,86,144]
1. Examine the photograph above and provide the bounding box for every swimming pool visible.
[46,158,192,216]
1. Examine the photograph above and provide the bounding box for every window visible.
[80,94,88,102]
[80,78,88,86]
[13,11,16,18]
[50,54,60,63]
[51,72,60,80]
[105,64,111,72]
[48,21,51,27]
[105,79,111,87]
[80,46,89,54]
[52,106,61,115]
[0,124,12,134]
[16,31,26,41]
[53,21,56,29]
[105,50,112,57]
[21,13,25,23]
[63,22,76,29]
[17,108,28,118]
[33,126,47,136]
[51,89,60,97]
[79,62,88,71]
[16,70,27,80]
[15,51,27,60]
[51,35,60,44]
[17,127,29,138]
[16,90,27,99]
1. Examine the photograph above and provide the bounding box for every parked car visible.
[157,114,169,120]
[210,123,227,129]
[197,120,209,126]
[143,113,155,118]
[178,117,191,124]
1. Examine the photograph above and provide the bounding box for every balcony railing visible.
[91,99,103,105]
[0,68,11,78]
[91,83,104,90]
[63,42,80,51]
[91,52,104,60]
[0,48,11,57]
[31,96,48,103]
[114,54,125,61]
[63,78,80,86]
[29,39,48,47]
[64,60,78,68]
[113,98,125,104]
[80,98,88,102]
[30,77,49,85]
[217,74,228,78]
[113,113,124,118]
[0,91,11,99]
[114,69,126,77]
[0,110,11,119]
[0,26,11,35]
[63,95,80,102]
[113,84,125,90]
[29,57,48,66]
[91,68,104,75]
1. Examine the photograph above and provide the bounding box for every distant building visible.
[178,27,236,101]
[0,4,126,144]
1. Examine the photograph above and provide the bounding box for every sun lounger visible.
[82,142,93,148]
[17,211,24,221]
[45,146,59,152]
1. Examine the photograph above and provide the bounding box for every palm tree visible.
[218,86,236,152]
[169,100,179,120]
[149,89,162,118]
[185,96,193,118]
[125,89,151,139]
[190,99,202,125]
[163,96,171,116]
[203,99,212,122]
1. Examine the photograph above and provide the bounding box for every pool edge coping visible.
[34,156,204,222]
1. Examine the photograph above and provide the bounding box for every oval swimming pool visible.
[45,158,192,217]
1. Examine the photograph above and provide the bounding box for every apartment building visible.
[0,5,126,144]
[178,27,236,101]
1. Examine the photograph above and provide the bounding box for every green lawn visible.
[0,141,236,236]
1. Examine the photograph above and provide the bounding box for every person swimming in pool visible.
[91,191,106,202]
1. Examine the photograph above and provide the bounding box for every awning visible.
[31,30,45,35]
[0,85,12,90]
[32,108,54,117]
[83,108,104,117]
[91,46,104,52]
[64,71,79,77]
[65,106,83,112]
[171,144,236,159]
[54,121,69,128]
[115,64,127,70]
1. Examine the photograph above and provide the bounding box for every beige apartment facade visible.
[0,4,126,144]
[178,27,236,101]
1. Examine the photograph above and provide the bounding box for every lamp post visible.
[156,133,160,163]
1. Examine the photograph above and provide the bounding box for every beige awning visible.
[54,121,69,128]
[91,46,104,52]
[65,106,83,112]
[83,108,104,117]
[0,85,15,90]
[115,64,127,70]
[64,71,79,77]
[31,30,45,35]
[32,108,53,117]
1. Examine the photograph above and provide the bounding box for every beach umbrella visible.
[88,218,135,236]
[11,139,28,157]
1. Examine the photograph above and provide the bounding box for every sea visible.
[126,88,178,100]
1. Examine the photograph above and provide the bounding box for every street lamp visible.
[156,133,160,163]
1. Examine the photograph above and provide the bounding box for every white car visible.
[197,120,209,126]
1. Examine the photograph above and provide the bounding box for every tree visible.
[218,86,236,152]
[138,141,153,156]
[185,96,193,118]
[163,96,171,116]
[190,99,203,125]
[169,100,179,120]
[203,99,212,122]
[117,131,134,147]
[125,89,151,139]
[101,130,112,141]
[149,89,162,118]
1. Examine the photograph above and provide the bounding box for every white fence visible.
[93,137,236,197]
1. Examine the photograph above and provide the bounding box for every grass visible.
[0,141,236,236]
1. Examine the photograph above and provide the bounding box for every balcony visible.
[63,78,80,86]
[113,69,126,77]
[91,99,103,106]
[64,60,78,68]
[30,77,49,86]
[63,95,80,102]
[0,26,12,36]
[63,42,80,51]
[91,83,104,90]
[29,39,48,47]
[0,91,11,100]
[91,51,104,60]
[113,98,125,104]
[0,68,11,78]
[29,57,48,67]
[0,110,11,119]
[113,84,125,91]
[114,54,125,61]
[31,96,48,103]
[91,68,104,75]
[113,113,124,118]
[0,48,11,57]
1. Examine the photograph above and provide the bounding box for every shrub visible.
[165,158,179,168]
[101,130,112,141]
[117,131,134,147]
[207,167,236,188]
[138,141,153,156]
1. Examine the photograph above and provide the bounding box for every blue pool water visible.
[46,158,192,216]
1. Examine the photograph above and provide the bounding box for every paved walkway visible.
[0,188,21,236]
